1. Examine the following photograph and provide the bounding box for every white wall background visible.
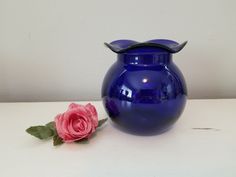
[0,0,235,102]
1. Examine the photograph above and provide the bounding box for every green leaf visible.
[26,126,54,140]
[98,118,108,127]
[45,121,56,135]
[53,134,64,146]
[45,121,55,130]
[75,138,89,144]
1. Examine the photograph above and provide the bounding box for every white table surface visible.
[0,99,235,177]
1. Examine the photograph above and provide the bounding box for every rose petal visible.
[68,103,84,110]
[85,103,98,128]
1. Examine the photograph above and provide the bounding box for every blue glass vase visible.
[102,39,187,135]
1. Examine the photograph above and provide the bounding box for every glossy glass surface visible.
[102,39,187,135]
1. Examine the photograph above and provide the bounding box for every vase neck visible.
[117,53,172,65]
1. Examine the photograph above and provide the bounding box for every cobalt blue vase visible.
[102,39,187,135]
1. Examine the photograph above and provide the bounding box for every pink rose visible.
[55,103,98,143]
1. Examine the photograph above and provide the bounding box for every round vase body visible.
[102,40,187,135]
